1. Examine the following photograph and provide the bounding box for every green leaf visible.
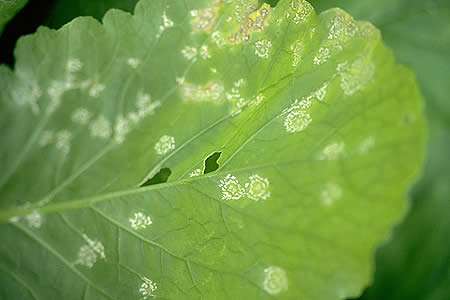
[0,0,424,299]
[0,0,28,34]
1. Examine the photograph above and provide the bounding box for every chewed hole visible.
[140,168,171,187]
[203,152,221,174]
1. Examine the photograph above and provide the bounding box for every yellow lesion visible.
[227,3,272,44]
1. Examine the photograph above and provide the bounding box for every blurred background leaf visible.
[0,0,448,299]
[0,0,28,34]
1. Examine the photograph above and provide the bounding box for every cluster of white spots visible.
[228,4,271,43]
[139,277,157,299]
[199,45,211,59]
[263,266,288,295]
[210,68,217,73]
[313,47,330,65]
[314,81,329,101]
[75,234,106,268]
[291,40,304,67]
[191,8,216,32]
[154,135,175,155]
[189,168,202,177]
[255,40,272,59]
[336,58,375,96]
[127,57,141,69]
[181,81,224,102]
[66,58,82,73]
[219,174,245,200]
[14,81,42,114]
[114,92,160,144]
[283,98,312,133]
[55,130,72,154]
[157,12,174,38]
[226,79,247,112]
[181,46,198,61]
[25,210,42,228]
[291,0,313,24]
[88,83,105,98]
[89,115,112,139]
[328,15,359,42]
[39,130,54,147]
[129,212,152,231]
[71,107,91,124]
[233,0,258,23]
[317,141,345,160]
[47,81,68,113]
[359,136,375,154]
[254,94,265,105]
[211,31,225,48]
[245,175,271,201]
[320,182,342,206]
[219,174,271,201]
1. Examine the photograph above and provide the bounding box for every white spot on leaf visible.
[219,174,245,200]
[317,141,345,160]
[263,266,288,295]
[321,182,342,206]
[255,40,272,59]
[88,83,105,98]
[245,174,270,201]
[127,57,141,69]
[359,136,375,154]
[181,46,198,60]
[55,130,72,154]
[25,210,42,228]
[90,116,112,139]
[75,234,105,268]
[129,212,152,230]
[67,58,82,73]
[189,168,202,177]
[154,135,175,155]
[313,47,330,65]
[139,276,157,299]
[72,108,91,124]
[283,98,312,133]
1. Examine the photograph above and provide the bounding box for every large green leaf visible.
[0,0,424,299]
[0,0,28,34]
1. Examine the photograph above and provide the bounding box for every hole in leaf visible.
[140,168,171,187]
[203,152,221,174]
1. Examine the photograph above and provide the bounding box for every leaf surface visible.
[0,0,424,299]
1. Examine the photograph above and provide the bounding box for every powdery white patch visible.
[88,83,105,97]
[189,168,202,177]
[181,81,224,102]
[55,130,72,154]
[71,108,91,124]
[283,98,312,133]
[67,58,82,73]
[255,40,272,59]
[139,276,157,299]
[154,135,175,155]
[337,58,376,96]
[314,82,329,101]
[359,136,375,154]
[219,174,245,200]
[129,212,152,231]
[245,175,270,201]
[313,47,330,65]
[127,57,141,69]
[199,45,211,59]
[25,210,42,228]
[317,141,345,160]
[328,15,359,41]
[157,12,174,38]
[90,116,112,139]
[181,46,198,61]
[263,266,288,295]
[191,8,216,32]
[290,0,313,25]
[39,130,54,147]
[211,31,225,48]
[9,216,20,223]
[75,234,105,268]
[320,182,342,206]
[291,40,304,67]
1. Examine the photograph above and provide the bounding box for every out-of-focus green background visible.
[0,1,448,299]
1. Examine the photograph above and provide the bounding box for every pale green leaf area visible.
[0,0,424,299]
[0,0,28,34]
